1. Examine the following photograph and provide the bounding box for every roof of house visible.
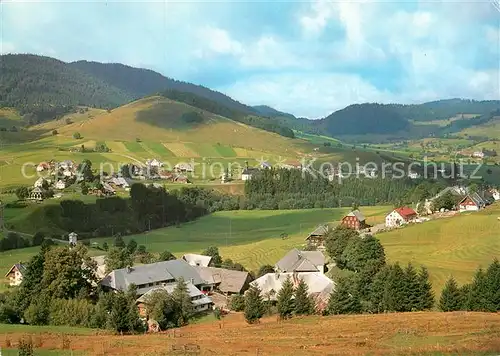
[345,209,365,222]
[182,254,212,267]
[306,224,330,239]
[101,259,205,293]
[460,192,486,207]
[242,168,259,175]
[394,207,417,219]
[194,266,250,294]
[31,187,43,193]
[5,263,26,277]
[174,162,194,170]
[250,272,334,301]
[275,249,325,273]
[136,281,212,306]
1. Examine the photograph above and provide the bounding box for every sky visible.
[1,0,499,118]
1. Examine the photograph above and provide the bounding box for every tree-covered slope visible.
[70,60,259,114]
[0,54,133,122]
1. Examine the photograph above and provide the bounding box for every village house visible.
[158,170,174,181]
[341,210,367,230]
[55,180,66,190]
[275,249,326,274]
[472,151,485,159]
[29,187,44,201]
[250,272,335,313]
[5,263,26,286]
[174,162,194,173]
[408,171,420,179]
[68,232,78,246]
[458,192,487,212]
[280,159,302,170]
[182,253,212,267]
[490,188,500,201]
[34,177,48,188]
[100,259,214,296]
[305,224,330,249]
[58,160,74,170]
[36,162,50,172]
[108,176,131,188]
[146,158,163,168]
[136,280,213,317]
[385,207,418,228]
[193,266,252,295]
[260,161,272,169]
[241,168,259,181]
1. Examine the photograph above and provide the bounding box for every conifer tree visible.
[276,276,294,319]
[244,285,264,324]
[172,278,195,326]
[383,263,407,312]
[326,276,361,315]
[294,278,314,315]
[467,268,492,311]
[416,266,434,310]
[439,277,462,312]
[404,263,421,311]
[485,259,500,311]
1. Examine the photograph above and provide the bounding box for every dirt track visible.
[2,312,500,355]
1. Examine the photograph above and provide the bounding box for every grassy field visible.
[0,312,499,355]
[378,203,500,292]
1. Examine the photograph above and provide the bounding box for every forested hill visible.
[0,54,259,125]
[0,54,134,122]
[388,99,500,122]
[70,60,258,114]
[315,103,410,136]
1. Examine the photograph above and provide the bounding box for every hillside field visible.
[0,312,499,355]
[378,202,500,291]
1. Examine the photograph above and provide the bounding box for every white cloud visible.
[194,26,243,58]
[0,42,15,54]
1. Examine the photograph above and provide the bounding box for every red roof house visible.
[385,207,418,228]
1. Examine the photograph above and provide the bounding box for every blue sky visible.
[1,0,499,118]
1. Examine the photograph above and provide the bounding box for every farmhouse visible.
[341,210,367,230]
[472,151,485,159]
[5,263,26,286]
[36,162,50,172]
[241,168,259,181]
[182,253,212,267]
[34,177,48,188]
[305,224,330,249]
[408,171,420,179]
[58,160,74,170]
[250,272,334,312]
[194,266,252,295]
[101,259,213,296]
[173,174,189,184]
[275,249,326,274]
[458,192,487,212]
[385,207,418,228]
[136,280,213,316]
[174,163,194,173]
[55,180,66,190]
[260,161,272,169]
[146,158,163,168]
[29,187,44,201]
[490,188,500,201]
[109,177,131,188]
[280,159,302,170]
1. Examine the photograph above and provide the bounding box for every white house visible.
[59,160,74,170]
[490,188,500,201]
[182,253,212,267]
[241,168,257,181]
[62,169,74,177]
[146,158,163,168]
[408,171,420,179]
[174,162,194,173]
[5,263,26,286]
[34,177,47,188]
[385,207,418,228]
[55,180,66,190]
[472,151,485,159]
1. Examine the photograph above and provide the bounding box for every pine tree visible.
[439,277,462,312]
[326,276,361,315]
[485,259,500,311]
[404,263,420,311]
[276,276,294,319]
[172,278,195,326]
[416,266,434,310]
[467,267,495,312]
[294,278,314,315]
[109,292,133,332]
[382,263,407,312]
[244,285,264,324]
